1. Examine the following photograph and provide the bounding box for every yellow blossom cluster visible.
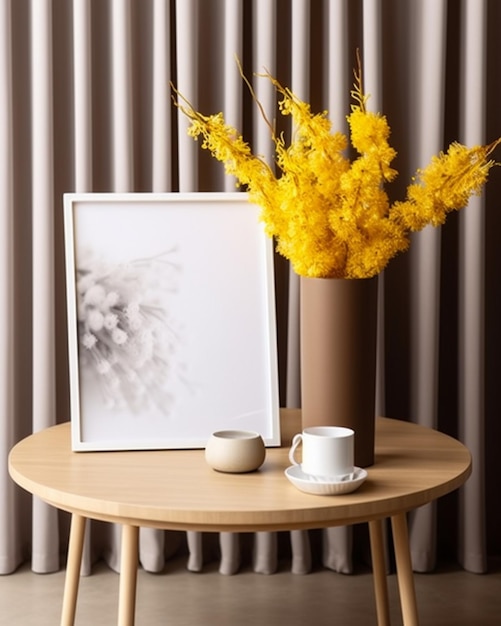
[174,66,499,278]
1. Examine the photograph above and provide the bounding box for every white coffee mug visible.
[288,426,354,479]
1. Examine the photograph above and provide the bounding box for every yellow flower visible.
[390,142,497,231]
[172,63,500,278]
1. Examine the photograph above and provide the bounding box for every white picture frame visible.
[63,192,281,451]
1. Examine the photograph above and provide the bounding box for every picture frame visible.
[63,192,281,451]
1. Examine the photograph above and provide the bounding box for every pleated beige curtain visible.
[1,0,500,578]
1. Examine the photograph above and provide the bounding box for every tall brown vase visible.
[300,276,378,467]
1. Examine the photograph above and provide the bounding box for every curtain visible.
[2,0,501,578]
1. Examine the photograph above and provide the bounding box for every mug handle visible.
[288,433,303,466]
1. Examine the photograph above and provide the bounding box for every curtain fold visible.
[2,0,500,578]
[406,0,447,573]
[175,0,198,192]
[31,0,59,575]
[222,0,243,194]
[111,0,134,192]
[0,0,19,575]
[251,0,279,577]
[216,0,244,576]
[458,0,488,574]
[288,0,312,576]
[139,0,174,577]
[72,0,95,579]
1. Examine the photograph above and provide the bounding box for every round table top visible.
[8,411,471,532]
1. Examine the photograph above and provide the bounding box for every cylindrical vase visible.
[300,276,378,467]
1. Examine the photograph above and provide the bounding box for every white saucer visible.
[284,465,368,496]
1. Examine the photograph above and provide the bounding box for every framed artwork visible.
[63,192,281,451]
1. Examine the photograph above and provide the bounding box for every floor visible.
[1,557,500,625]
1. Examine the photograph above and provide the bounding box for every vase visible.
[300,276,378,467]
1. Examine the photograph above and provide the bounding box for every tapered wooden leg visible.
[391,513,419,626]
[369,519,391,626]
[61,514,87,626]
[118,525,139,626]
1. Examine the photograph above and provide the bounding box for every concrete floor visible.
[1,557,500,625]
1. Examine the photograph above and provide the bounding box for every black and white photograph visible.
[64,193,280,451]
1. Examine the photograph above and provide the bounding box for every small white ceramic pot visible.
[205,430,266,473]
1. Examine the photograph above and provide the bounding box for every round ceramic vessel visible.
[205,430,266,473]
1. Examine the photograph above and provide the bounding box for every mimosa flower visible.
[174,58,500,278]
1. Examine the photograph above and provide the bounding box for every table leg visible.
[368,519,391,626]
[118,525,139,626]
[391,513,419,626]
[61,514,87,626]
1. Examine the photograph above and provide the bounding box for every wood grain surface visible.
[9,410,471,533]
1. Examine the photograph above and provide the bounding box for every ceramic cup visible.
[205,430,266,473]
[288,426,354,480]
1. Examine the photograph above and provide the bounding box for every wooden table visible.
[8,410,471,626]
